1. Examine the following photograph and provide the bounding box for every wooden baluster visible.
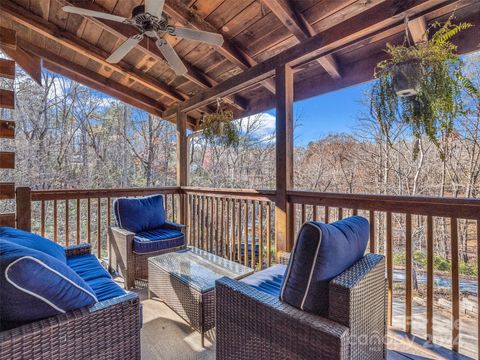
[244,200,249,267]
[76,199,81,245]
[405,213,412,334]
[97,198,101,258]
[231,199,236,261]
[313,205,318,221]
[338,207,343,220]
[65,199,69,247]
[87,198,91,244]
[386,212,393,326]
[427,215,434,343]
[226,199,231,260]
[237,200,242,263]
[213,197,218,254]
[187,195,192,246]
[220,198,224,257]
[259,202,264,270]
[301,203,306,224]
[53,199,58,243]
[191,195,196,247]
[352,209,358,216]
[252,201,256,269]
[451,217,459,352]
[267,203,271,267]
[209,197,214,253]
[165,194,169,220]
[200,196,204,250]
[369,210,375,253]
[325,206,330,223]
[40,200,45,237]
[107,197,111,227]
[477,218,480,358]
[171,194,175,222]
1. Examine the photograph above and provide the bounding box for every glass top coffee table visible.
[147,247,254,346]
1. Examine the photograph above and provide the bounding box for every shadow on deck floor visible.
[130,286,473,360]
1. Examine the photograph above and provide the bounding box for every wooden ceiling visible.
[0,0,479,129]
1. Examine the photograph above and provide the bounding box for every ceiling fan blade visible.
[62,6,131,23]
[155,39,187,76]
[145,0,165,19]
[173,27,224,46]
[107,35,144,63]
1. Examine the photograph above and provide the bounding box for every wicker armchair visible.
[0,244,141,360]
[216,253,386,360]
[109,222,186,290]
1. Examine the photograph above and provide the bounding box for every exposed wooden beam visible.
[0,152,15,169]
[164,0,276,94]
[408,16,428,44]
[275,64,294,253]
[1,0,186,102]
[0,26,16,50]
[261,0,342,79]
[164,0,469,117]
[0,182,15,200]
[0,59,15,79]
[2,46,42,86]
[21,41,166,118]
[0,213,15,227]
[0,120,15,139]
[0,89,15,109]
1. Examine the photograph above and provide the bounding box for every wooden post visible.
[275,64,294,255]
[176,109,188,225]
[16,187,31,231]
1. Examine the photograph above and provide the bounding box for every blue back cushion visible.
[0,227,66,263]
[114,195,166,233]
[280,216,369,315]
[0,240,97,328]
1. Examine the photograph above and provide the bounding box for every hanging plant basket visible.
[370,17,477,155]
[200,99,240,147]
[391,59,422,97]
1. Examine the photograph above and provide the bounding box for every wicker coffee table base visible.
[148,261,215,347]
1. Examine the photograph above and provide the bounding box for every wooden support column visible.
[275,64,294,255]
[16,187,31,231]
[176,110,188,225]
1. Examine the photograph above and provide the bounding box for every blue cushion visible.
[114,195,166,233]
[280,216,369,315]
[0,227,66,263]
[241,264,287,297]
[0,240,97,328]
[133,228,185,254]
[67,254,126,301]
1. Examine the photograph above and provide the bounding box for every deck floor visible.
[132,287,473,360]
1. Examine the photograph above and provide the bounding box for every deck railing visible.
[16,186,479,357]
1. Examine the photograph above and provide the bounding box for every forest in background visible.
[0,53,479,272]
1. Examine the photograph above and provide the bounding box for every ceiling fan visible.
[62,0,224,76]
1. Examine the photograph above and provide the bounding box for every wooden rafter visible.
[164,0,276,94]
[260,0,342,79]
[63,0,247,112]
[2,46,42,85]
[1,0,186,102]
[408,16,428,44]
[164,0,472,117]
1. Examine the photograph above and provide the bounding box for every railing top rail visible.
[288,190,480,219]
[181,186,275,201]
[31,187,181,201]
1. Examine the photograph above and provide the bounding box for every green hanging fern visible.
[371,18,477,157]
[200,107,241,147]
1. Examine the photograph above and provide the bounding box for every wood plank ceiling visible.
[0,0,479,129]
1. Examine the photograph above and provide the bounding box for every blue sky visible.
[265,82,372,146]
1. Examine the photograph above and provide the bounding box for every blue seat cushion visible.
[133,228,185,254]
[280,216,369,316]
[67,254,125,301]
[0,240,97,328]
[114,195,166,233]
[241,264,287,297]
[0,227,66,263]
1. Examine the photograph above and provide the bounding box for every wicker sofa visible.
[0,243,141,360]
[216,252,386,360]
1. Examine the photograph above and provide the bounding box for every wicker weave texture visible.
[148,260,215,332]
